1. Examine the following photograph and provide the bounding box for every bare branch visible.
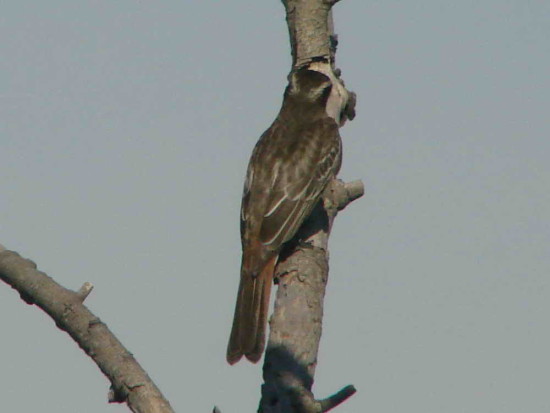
[325,179,365,212]
[282,0,334,68]
[259,178,361,412]
[259,1,361,411]
[76,281,94,302]
[0,249,175,413]
[318,385,357,412]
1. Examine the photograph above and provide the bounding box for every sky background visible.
[1,1,549,412]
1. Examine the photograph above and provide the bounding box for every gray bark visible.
[283,0,338,68]
[259,4,362,411]
[0,247,175,413]
[260,179,362,413]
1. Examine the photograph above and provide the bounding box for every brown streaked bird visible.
[227,65,349,364]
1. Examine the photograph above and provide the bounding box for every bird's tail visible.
[226,256,276,364]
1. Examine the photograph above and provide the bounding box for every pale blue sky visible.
[1,1,549,412]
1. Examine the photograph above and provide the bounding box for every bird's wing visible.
[258,118,341,248]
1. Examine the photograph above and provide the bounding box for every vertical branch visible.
[260,179,362,413]
[282,0,333,68]
[258,2,361,411]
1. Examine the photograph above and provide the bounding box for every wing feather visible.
[258,118,341,247]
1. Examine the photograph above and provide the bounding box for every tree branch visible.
[258,0,361,411]
[259,180,362,413]
[282,0,333,68]
[0,248,175,413]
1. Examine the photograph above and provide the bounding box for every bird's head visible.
[284,64,350,125]
[286,67,333,105]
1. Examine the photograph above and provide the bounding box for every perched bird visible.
[227,65,349,364]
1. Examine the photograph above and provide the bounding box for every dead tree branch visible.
[260,180,362,413]
[0,247,175,413]
[258,0,362,411]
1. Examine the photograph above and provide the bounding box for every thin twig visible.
[318,385,357,412]
[76,281,94,302]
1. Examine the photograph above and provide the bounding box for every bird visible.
[227,64,349,364]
